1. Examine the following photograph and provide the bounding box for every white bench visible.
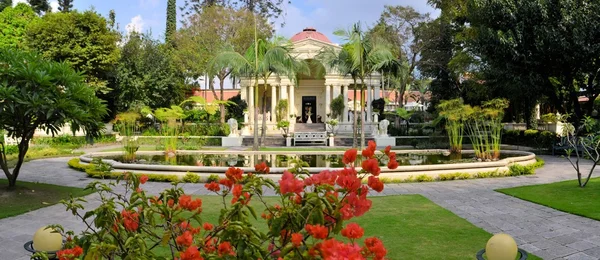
[293,132,327,146]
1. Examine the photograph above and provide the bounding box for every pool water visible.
[101,153,516,168]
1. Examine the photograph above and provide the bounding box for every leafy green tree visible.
[213,37,306,150]
[181,0,287,22]
[226,94,248,124]
[166,0,176,43]
[25,10,120,93]
[335,23,395,150]
[0,3,38,49]
[0,48,107,187]
[58,0,73,12]
[115,32,185,112]
[373,5,430,107]
[0,0,12,12]
[27,0,49,14]
[175,6,271,123]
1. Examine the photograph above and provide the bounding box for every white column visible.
[280,84,288,101]
[248,85,254,123]
[240,84,247,103]
[288,84,295,119]
[374,84,380,101]
[270,85,277,122]
[366,85,372,122]
[333,84,341,99]
[325,84,331,117]
[342,85,348,123]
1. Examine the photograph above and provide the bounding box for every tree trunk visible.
[219,76,226,123]
[352,80,358,148]
[253,79,259,151]
[360,79,365,150]
[3,135,32,188]
[260,87,267,146]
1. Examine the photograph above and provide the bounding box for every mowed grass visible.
[498,177,600,221]
[157,195,539,259]
[0,179,93,219]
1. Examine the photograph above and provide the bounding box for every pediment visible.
[291,38,341,60]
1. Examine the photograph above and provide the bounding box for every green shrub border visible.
[68,157,545,184]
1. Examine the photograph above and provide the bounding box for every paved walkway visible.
[1,155,599,259]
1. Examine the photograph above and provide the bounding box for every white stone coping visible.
[79,150,536,175]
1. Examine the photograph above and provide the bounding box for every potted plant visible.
[326,119,339,136]
[277,120,290,137]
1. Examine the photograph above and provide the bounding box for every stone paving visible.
[1,154,600,259]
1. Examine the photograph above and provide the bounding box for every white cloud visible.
[50,0,59,12]
[12,0,28,7]
[126,15,145,34]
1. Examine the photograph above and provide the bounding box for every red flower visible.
[319,239,364,260]
[167,199,175,208]
[254,161,270,174]
[294,194,303,204]
[342,149,358,164]
[140,174,149,184]
[361,158,381,176]
[305,224,328,239]
[305,170,338,186]
[384,145,391,156]
[218,178,233,189]
[179,195,202,212]
[231,184,250,204]
[203,222,213,231]
[336,171,361,192]
[368,176,384,193]
[364,237,387,260]
[176,231,193,247]
[57,246,83,260]
[279,171,305,195]
[362,140,377,158]
[218,241,235,257]
[368,140,377,151]
[387,159,399,170]
[341,223,364,239]
[341,191,372,219]
[204,181,220,192]
[179,246,203,260]
[291,233,303,247]
[120,209,139,232]
[225,167,244,182]
[203,238,217,253]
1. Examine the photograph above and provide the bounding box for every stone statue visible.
[378,119,390,137]
[227,118,239,137]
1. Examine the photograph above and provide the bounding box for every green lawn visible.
[6,146,82,168]
[0,179,93,219]
[157,195,539,259]
[498,177,600,221]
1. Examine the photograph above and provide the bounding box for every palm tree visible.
[335,23,395,149]
[317,45,361,148]
[410,77,432,106]
[212,37,306,150]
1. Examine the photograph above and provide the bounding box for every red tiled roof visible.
[290,27,332,43]
[192,89,240,103]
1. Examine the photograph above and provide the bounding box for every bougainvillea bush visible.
[43,141,397,260]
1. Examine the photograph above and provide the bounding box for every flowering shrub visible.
[43,141,396,260]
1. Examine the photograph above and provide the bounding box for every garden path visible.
[1,155,599,260]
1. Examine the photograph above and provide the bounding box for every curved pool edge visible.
[78,150,537,181]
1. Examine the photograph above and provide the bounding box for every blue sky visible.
[15,0,439,43]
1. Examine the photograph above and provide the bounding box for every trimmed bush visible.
[183,172,201,183]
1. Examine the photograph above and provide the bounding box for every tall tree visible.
[115,32,185,112]
[175,6,271,123]
[373,5,430,108]
[0,48,107,187]
[0,0,12,12]
[25,10,120,94]
[58,0,73,12]
[335,23,395,149]
[0,3,38,49]
[212,37,305,150]
[181,0,287,22]
[166,0,176,43]
[27,0,49,14]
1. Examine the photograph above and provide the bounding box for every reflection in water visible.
[102,152,516,168]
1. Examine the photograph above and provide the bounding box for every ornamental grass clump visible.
[437,99,468,154]
[114,112,141,162]
[153,105,185,162]
[464,99,509,160]
[43,141,393,259]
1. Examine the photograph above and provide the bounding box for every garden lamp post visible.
[477,233,528,260]
[24,226,63,259]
